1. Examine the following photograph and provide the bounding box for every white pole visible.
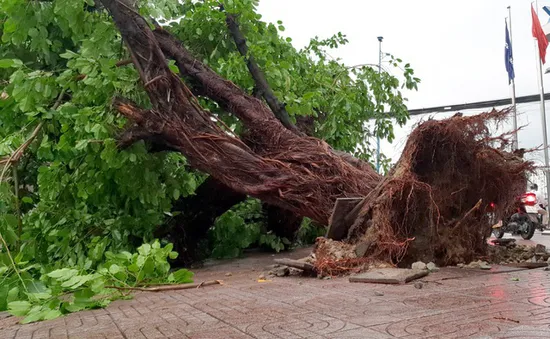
[535,2,550,206]
[508,6,518,151]
[376,36,383,173]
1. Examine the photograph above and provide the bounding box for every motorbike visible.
[490,192,538,240]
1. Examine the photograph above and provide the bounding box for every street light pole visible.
[376,36,383,173]
[507,6,518,151]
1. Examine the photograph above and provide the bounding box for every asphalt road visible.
[490,229,550,248]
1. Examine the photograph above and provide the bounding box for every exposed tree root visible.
[337,110,532,267]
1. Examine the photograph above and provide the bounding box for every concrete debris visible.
[411,261,427,270]
[426,262,439,272]
[269,266,290,277]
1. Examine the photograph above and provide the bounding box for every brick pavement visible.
[1,247,550,338]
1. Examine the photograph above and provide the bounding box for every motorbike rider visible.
[529,183,548,229]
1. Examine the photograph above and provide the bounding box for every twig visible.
[116,59,133,67]
[452,199,482,232]
[494,316,519,324]
[0,122,44,169]
[12,167,22,251]
[0,88,65,169]
[144,75,164,88]
[0,233,28,294]
[105,280,223,292]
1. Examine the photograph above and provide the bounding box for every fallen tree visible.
[100,0,532,270]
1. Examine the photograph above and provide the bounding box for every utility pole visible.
[376,36,383,173]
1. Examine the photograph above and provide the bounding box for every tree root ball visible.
[316,110,533,270]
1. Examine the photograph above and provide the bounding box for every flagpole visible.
[508,6,518,150]
[535,1,550,205]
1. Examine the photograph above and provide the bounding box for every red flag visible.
[532,4,549,64]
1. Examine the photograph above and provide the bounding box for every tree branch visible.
[117,124,179,152]
[106,280,222,292]
[224,12,301,135]
[99,0,380,224]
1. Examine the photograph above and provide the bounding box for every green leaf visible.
[43,309,62,320]
[28,292,52,301]
[0,59,23,68]
[151,240,160,249]
[171,269,194,283]
[141,258,155,276]
[7,287,19,302]
[302,92,316,100]
[21,306,47,324]
[173,188,180,200]
[59,50,78,59]
[127,264,139,273]
[8,301,31,316]
[21,197,33,204]
[109,264,122,274]
[47,268,78,281]
[75,140,89,150]
[138,243,151,256]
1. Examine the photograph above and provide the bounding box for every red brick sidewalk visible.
[1,249,550,338]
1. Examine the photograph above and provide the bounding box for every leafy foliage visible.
[0,240,192,323]
[209,199,292,258]
[0,0,419,320]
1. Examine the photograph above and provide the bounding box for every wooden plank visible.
[325,197,363,240]
[273,258,316,273]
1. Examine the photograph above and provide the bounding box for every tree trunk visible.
[100,1,532,271]
[263,203,303,241]
[160,177,247,265]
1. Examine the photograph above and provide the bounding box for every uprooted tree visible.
[100,0,532,270]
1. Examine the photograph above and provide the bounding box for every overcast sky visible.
[258,0,550,109]
[257,0,550,173]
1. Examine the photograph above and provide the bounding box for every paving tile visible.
[1,255,550,338]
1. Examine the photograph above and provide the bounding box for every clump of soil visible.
[313,238,391,277]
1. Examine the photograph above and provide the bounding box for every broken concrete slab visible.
[349,268,428,285]
[486,265,530,274]
[507,262,548,269]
